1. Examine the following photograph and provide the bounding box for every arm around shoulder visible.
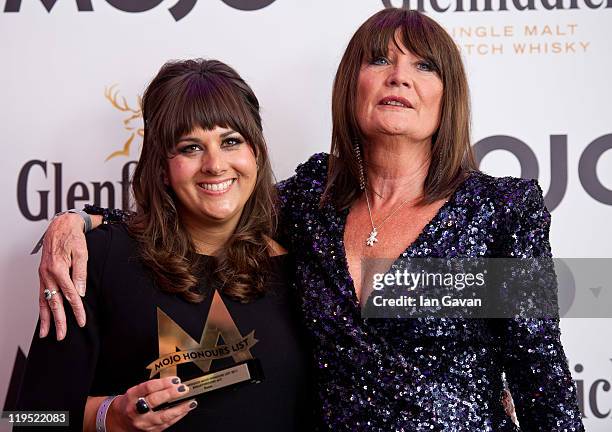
[17,226,117,430]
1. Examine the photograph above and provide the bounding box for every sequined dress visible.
[276,153,584,432]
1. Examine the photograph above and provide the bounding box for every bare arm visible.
[38,213,102,340]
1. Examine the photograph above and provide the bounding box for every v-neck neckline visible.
[335,173,472,309]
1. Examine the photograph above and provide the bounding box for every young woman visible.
[17,59,311,431]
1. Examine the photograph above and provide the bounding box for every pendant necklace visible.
[353,137,416,247]
[364,190,416,247]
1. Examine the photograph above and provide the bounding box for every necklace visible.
[352,137,416,246]
[364,190,417,247]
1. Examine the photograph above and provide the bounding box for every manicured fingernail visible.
[172,377,180,384]
[77,317,86,327]
[77,283,85,297]
[39,327,47,338]
[189,401,197,409]
[178,385,186,392]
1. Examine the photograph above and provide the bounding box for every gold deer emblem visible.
[104,84,144,161]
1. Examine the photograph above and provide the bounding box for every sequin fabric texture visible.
[276,153,584,432]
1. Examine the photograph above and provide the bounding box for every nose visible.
[386,60,412,88]
[201,147,227,175]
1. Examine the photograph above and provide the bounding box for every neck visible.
[181,216,239,256]
[363,135,431,204]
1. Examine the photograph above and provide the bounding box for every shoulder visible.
[276,152,329,207]
[85,223,137,263]
[460,171,547,217]
[461,171,551,256]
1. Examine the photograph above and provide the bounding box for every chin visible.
[202,208,241,223]
[201,212,235,222]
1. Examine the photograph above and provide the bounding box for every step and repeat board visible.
[1,1,610,430]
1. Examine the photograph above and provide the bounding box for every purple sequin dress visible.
[277,153,584,432]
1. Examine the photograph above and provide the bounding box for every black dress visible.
[17,224,312,431]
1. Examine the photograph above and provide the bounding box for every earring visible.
[353,137,366,191]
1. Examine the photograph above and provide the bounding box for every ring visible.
[135,397,150,414]
[43,289,57,301]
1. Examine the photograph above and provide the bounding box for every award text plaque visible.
[154,359,264,410]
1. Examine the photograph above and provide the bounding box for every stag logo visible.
[104,85,143,162]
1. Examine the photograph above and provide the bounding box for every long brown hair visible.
[323,8,476,210]
[130,59,277,303]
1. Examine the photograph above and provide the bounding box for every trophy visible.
[149,291,265,410]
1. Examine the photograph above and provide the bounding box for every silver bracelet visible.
[96,395,120,432]
[31,209,93,255]
[50,209,93,233]
[66,209,93,233]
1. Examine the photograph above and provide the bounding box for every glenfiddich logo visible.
[104,85,143,161]
[149,291,258,378]
[16,84,143,221]
[382,0,612,12]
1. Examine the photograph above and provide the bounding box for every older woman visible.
[33,8,583,432]
[17,59,310,431]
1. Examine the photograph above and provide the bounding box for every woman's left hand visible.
[106,376,197,432]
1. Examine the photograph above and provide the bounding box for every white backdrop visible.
[1,1,611,430]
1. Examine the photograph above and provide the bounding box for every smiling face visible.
[356,32,443,144]
[166,125,257,230]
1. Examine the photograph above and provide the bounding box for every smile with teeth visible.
[198,179,236,192]
[382,100,407,107]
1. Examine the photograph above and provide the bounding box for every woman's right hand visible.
[38,212,100,340]
[106,376,197,432]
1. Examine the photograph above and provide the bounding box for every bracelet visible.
[67,209,93,233]
[30,208,91,255]
[51,209,93,233]
[96,395,120,432]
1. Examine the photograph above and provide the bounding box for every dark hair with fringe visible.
[323,8,477,210]
[129,58,277,303]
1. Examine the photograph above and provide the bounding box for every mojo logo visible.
[382,0,612,12]
[474,133,612,211]
[3,0,277,21]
